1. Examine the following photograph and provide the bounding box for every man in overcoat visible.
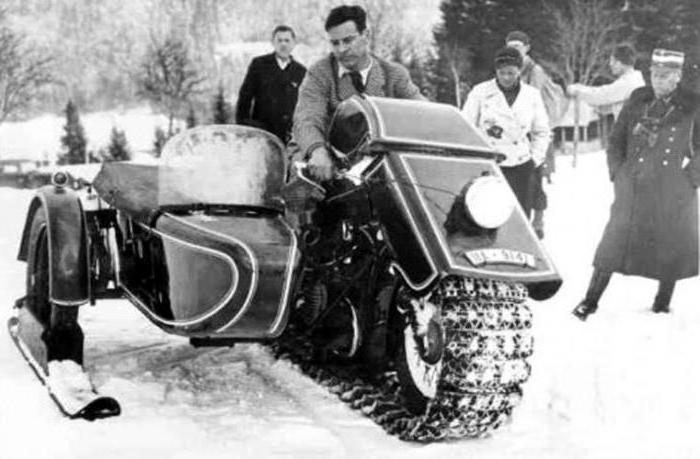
[236,25,306,143]
[573,49,700,320]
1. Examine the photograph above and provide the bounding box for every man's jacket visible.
[520,56,568,127]
[292,54,422,158]
[236,53,306,142]
[462,79,550,167]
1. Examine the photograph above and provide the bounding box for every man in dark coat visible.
[235,25,306,143]
[573,49,700,320]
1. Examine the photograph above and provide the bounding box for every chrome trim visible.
[125,220,240,327]
[50,299,88,307]
[376,137,498,155]
[398,153,557,277]
[161,214,260,333]
[266,217,299,336]
[366,159,439,290]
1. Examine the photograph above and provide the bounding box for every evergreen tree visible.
[57,100,88,165]
[104,126,131,161]
[137,37,203,136]
[186,106,197,128]
[211,84,232,124]
[431,0,546,105]
[153,126,168,158]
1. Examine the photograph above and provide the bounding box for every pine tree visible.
[186,106,197,128]
[153,126,168,158]
[431,0,554,105]
[104,126,131,161]
[137,37,203,136]
[211,84,232,124]
[57,100,88,165]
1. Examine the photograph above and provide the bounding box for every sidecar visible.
[87,127,298,339]
[10,126,298,419]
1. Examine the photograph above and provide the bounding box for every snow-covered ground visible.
[2,150,700,459]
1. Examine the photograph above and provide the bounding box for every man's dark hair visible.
[272,25,296,39]
[612,44,636,67]
[494,46,523,69]
[325,5,367,32]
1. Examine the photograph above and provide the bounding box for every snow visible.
[2,146,700,458]
[0,107,170,162]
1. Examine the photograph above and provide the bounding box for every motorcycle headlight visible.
[464,175,514,229]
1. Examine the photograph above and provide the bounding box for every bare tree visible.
[0,9,53,125]
[544,0,625,85]
[137,36,204,135]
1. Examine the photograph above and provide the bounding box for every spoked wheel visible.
[396,293,445,414]
[393,277,534,438]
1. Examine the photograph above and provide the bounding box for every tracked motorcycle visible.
[10,96,561,441]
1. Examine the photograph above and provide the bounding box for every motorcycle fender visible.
[368,153,562,300]
[17,186,89,306]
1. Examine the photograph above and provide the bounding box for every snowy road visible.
[2,152,700,458]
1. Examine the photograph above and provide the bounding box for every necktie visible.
[349,71,365,93]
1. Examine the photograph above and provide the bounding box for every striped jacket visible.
[291,54,423,158]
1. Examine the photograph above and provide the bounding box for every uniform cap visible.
[651,49,684,70]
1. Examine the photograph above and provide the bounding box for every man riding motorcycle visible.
[289,4,424,183]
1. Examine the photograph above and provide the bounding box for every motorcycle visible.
[10,95,561,441]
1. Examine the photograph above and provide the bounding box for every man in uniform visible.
[573,49,700,320]
[236,25,306,143]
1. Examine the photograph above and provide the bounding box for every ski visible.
[8,315,121,420]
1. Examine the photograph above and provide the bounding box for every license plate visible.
[463,249,536,269]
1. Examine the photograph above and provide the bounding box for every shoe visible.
[572,301,597,321]
[651,303,670,314]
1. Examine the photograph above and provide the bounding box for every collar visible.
[497,79,521,93]
[275,54,292,70]
[338,58,373,85]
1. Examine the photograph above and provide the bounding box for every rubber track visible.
[270,277,533,442]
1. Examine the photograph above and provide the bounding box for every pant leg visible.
[501,160,536,216]
[584,269,612,306]
[652,280,676,311]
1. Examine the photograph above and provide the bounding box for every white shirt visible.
[570,69,646,119]
[276,55,291,70]
[338,59,373,85]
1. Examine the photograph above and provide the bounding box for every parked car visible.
[0,159,42,188]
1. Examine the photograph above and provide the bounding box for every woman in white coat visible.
[462,46,550,216]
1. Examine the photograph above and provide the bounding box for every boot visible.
[532,209,545,239]
[651,280,675,313]
[572,270,612,321]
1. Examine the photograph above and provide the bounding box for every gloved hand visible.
[308,146,334,182]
